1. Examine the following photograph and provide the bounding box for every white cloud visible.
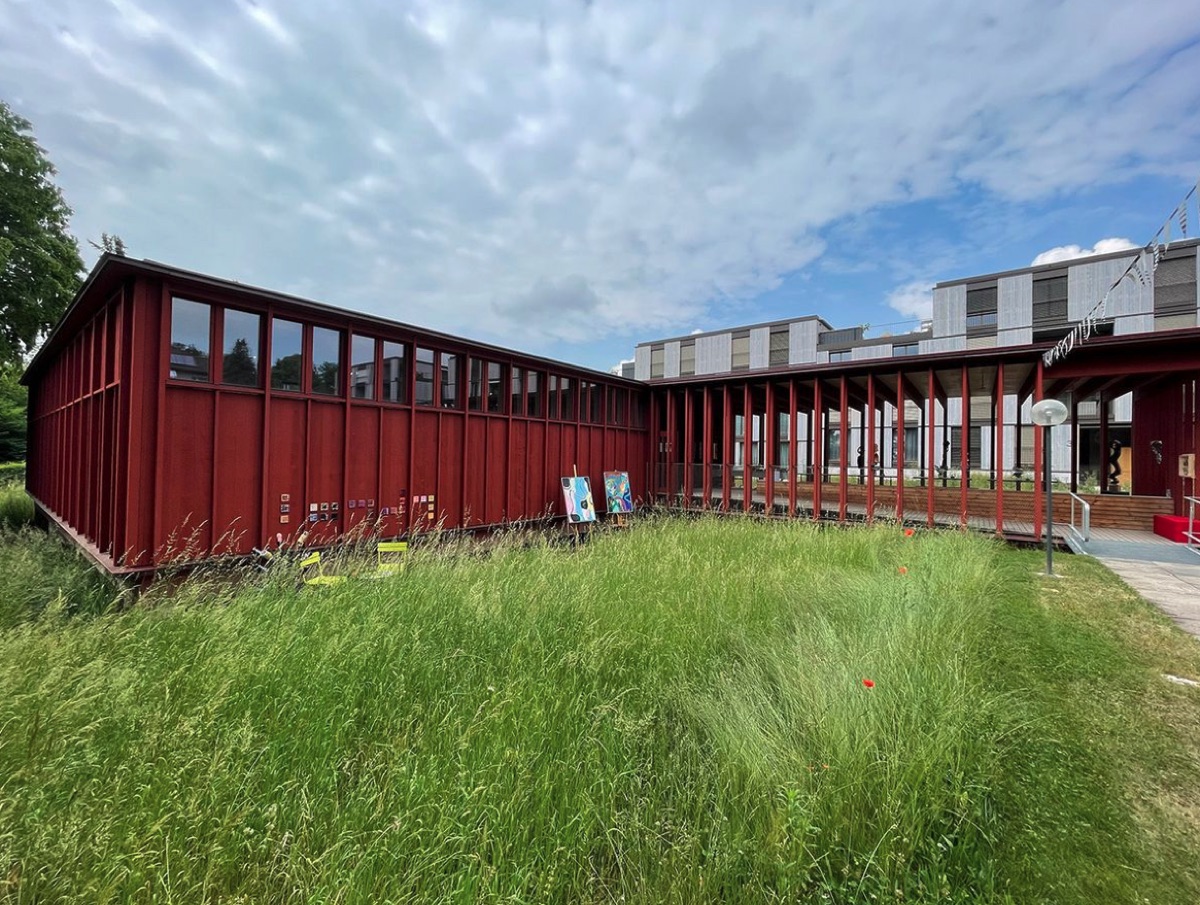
[1031,237,1139,266]
[886,281,935,322]
[0,0,1197,368]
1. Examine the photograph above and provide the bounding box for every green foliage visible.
[0,520,1196,903]
[0,362,27,459]
[0,477,34,530]
[0,99,84,366]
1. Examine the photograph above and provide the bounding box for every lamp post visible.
[1030,399,1070,575]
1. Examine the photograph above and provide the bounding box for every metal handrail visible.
[1068,491,1090,545]
[1185,496,1200,558]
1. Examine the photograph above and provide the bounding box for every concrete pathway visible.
[1081,530,1200,641]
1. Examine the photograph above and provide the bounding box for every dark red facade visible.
[23,257,649,574]
[22,257,1200,577]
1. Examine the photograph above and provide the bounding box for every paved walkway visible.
[1081,528,1200,641]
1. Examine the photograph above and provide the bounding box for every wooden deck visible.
[657,482,1174,543]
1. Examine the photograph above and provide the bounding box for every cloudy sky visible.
[3,0,1199,371]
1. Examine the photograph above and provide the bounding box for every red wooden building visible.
[21,254,1200,577]
[22,256,648,575]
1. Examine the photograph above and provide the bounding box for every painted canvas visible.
[603,471,634,513]
[561,476,597,523]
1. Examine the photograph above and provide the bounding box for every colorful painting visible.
[603,471,634,513]
[561,476,597,523]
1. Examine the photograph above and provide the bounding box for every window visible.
[415,347,434,405]
[650,346,665,379]
[1033,275,1068,323]
[382,341,407,403]
[351,334,375,399]
[893,343,919,357]
[468,359,484,410]
[270,318,303,391]
[169,297,211,382]
[769,327,789,366]
[222,308,260,387]
[440,353,460,408]
[966,286,997,332]
[953,425,984,470]
[829,350,852,363]
[680,341,696,376]
[966,312,997,329]
[560,377,574,420]
[547,375,559,419]
[631,393,646,428]
[826,427,841,464]
[487,362,505,413]
[526,371,541,417]
[589,382,604,424]
[610,388,626,425]
[311,327,342,395]
[1154,256,1198,316]
[511,367,525,415]
[891,426,921,467]
[731,332,750,370]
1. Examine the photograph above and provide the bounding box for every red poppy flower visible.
[898,566,908,575]
[904,528,915,537]
[862,679,875,688]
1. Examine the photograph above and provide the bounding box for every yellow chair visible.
[375,541,408,577]
[299,552,345,587]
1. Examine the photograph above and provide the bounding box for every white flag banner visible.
[1046,172,1198,368]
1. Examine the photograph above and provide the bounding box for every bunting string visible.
[1043,178,1199,368]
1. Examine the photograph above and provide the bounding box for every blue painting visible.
[603,471,633,513]
[561,476,597,523]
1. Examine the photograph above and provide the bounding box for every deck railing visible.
[1067,492,1091,546]
[1185,496,1200,558]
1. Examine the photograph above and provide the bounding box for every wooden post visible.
[866,373,876,524]
[995,362,1005,536]
[896,374,905,522]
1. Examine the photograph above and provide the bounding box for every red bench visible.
[1153,514,1195,543]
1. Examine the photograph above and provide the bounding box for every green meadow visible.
[1,500,1198,902]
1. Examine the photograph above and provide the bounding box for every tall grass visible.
[0,517,1195,902]
[0,469,33,530]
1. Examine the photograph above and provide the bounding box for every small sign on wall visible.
[1180,454,1195,479]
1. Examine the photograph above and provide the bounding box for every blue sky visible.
[3,0,1199,372]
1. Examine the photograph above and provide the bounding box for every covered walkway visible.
[647,330,1200,540]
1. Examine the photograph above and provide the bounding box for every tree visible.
[0,99,84,366]
[0,363,28,461]
[88,233,126,256]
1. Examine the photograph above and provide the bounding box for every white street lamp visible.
[1030,398,1070,575]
